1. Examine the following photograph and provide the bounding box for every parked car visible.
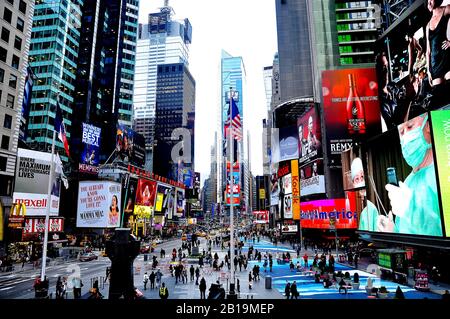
[79,252,98,262]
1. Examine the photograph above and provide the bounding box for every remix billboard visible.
[322,68,382,165]
[116,124,146,168]
[13,149,60,216]
[298,106,322,165]
[77,181,122,228]
[375,0,450,132]
[300,199,358,229]
[362,113,443,236]
[430,110,449,236]
[79,123,101,174]
[300,159,326,196]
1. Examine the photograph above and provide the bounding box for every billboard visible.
[291,160,301,220]
[300,159,326,196]
[76,181,122,228]
[281,221,298,233]
[253,211,269,224]
[300,199,358,229]
[122,176,138,226]
[116,124,146,168]
[13,149,60,216]
[430,110,450,236]
[134,179,157,218]
[175,188,185,217]
[362,113,443,236]
[19,67,33,142]
[375,1,450,132]
[226,162,240,206]
[322,68,382,165]
[270,162,279,206]
[279,126,299,162]
[154,183,172,214]
[341,145,365,191]
[23,217,64,233]
[283,194,293,219]
[79,123,101,174]
[298,106,322,165]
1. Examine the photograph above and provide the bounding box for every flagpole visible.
[41,129,56,282]
[229,87,236,297]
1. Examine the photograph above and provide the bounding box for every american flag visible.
[224,96,242,141]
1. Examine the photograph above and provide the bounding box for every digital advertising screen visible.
[270,161,279,206]
[134,179,157,218]
[253,211,269,224]
[363,113,443,236]
[154,183,172,214]
[279,125,299,162]
[176,188,185,217]
[322,68,382,166]
[300,198,358,229]
[430,110,450,236]
[79,123,101,174]
[341,145,366,191]
[122,176,138,226]
[300,159,326,196]
[298,106,322,165]
[116,124,146,168]
[375,0,450,132]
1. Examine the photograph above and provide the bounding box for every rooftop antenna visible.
[161,0,175,16]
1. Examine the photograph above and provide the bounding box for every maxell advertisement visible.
[116,124,146,168]
[430,110,450,237]
[76,181,122,228]
[13,148,60,216]
[79,123,101,174]
[363,113,443,236]
[298,106,322,165]
[300,159,326,196]
[322,68,382,166]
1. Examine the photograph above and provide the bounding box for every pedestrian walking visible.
[190,265,195,281]
[143,272,149,290]
[149,271,156,289]
[195,266,200,285]
[199,277,207,299]
[159,282,169,299]
[156,268,163,288]
[248,272,253,290]
[56,276,63,299]
[291,281,299,299]
[285,282,291,299]
[72,276,83,299]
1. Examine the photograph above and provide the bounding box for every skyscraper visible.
[71,0,140,166]
[220,50,246,206]
[26,0,83,160]
[133,1,192,171]
[0,0,34,196]
[153,62,195,181]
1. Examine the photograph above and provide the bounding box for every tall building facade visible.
[219,50,246,206]
[133,2,191,171]
[25,0,83,160]
[153,62,195,180]
[0,0,34,196]
[71,0,140,166]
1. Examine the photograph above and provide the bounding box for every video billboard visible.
[375,0,450,131]
[116,124,146,168]
[322,68,382,165]
[279,126,299,162]
[175,188,185,217]
[430,110,450,236]
[300,199,358,229]
[300,159,326,196]
[253,211,269,224]
[341,145,366,191]
[270,161,279,206]
[76,181,122,228]
[122,176,138,226]
[154,183,172,215]
[134,179,157,218]
[298,106,322,165]
[79,123,101,174]
[362,113,443,236]
[13,149,60,216]
[226,162,240,206]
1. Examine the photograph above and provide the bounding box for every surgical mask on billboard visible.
[400,115,431,168]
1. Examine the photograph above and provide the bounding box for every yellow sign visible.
[259,189,265,199]
[291,160,301,220]
[155,194,164,212]
[133,205,153,219]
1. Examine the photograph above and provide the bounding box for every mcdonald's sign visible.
[8,203,26,228]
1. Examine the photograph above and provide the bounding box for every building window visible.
[6,94,14,108]
[1,27,10,43]
[3,8,12,24]
[9,74,17,89]
[0,156,7,172]
[0,46,7,62]
[1,135,10,150]
[4,114,12,129]
[11,55,19,69]
[17,17,24,32]
[6,0,14,5]
[19,0,27,14]
[14,36,22,50]
[0,68,4,83]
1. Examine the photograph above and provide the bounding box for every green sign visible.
[431,110,450,237]
[378,253,391,269]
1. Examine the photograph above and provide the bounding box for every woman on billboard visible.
[377,113,442,236]
[426,0,450,106]
[109,195,120,227]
